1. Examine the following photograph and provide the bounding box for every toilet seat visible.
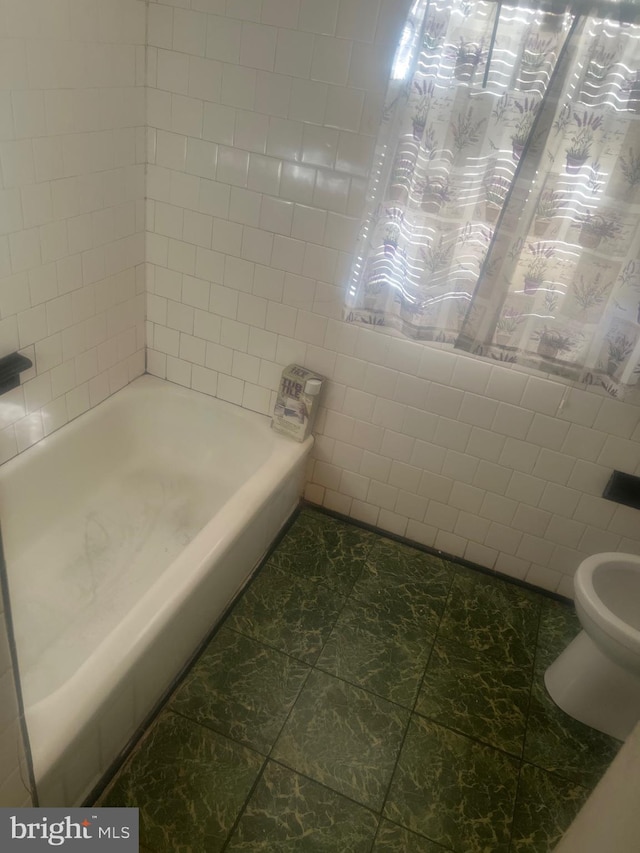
[575,553,640,658]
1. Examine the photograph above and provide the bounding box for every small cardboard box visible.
[272,364,324,442]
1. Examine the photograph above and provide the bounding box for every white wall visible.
[144,0,640,598]
[0,0,147,805]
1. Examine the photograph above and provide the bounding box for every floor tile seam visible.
[428,631,538,675]
[506,756,531,850]
[308,660,422,715]
[262,661,317,764]
[410,705,526,762]
[519,756,595,790]
[351,571,457,607]
[261,553,366,599]
[219,755,271,853]
[375,634,437,832]
[264,755,385,820]
[419,711,525,764]
[400,564,455,667]
[424,568,460,653]
[520,600,546,774]
[165,705,278,759]
[371,815,457,853]
[158,707,272,764]
[219,622,319,669]
[222,620,329,667]
[295,546,390,668]
[316,606,440,658]
[325,554,369,630]
[519,759,591,791]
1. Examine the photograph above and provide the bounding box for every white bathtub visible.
[0,376,312,807]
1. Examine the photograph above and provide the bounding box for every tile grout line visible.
[216,520,376,851]
[506,596,544,852]
[371,555,458,851]
[218,755,270,853]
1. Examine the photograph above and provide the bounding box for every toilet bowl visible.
[544,552,640,741]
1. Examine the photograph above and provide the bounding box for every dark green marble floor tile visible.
[523,677,620,787]
[316,597,435,707]
[168,628,310,754]
[353,556,453,637]
[226,760,378,851]
[385,715,519,853]
[268,508,376,594]
[416,640,531,756]
[534,598,581,674]
[101,711,263,853]
[226,564,345,664]
[373,820,452,852]
[510,763,590,853]
[438,569,541,668]
[366,537,455,589]
[325,539,454,705]
[273,669,409,810]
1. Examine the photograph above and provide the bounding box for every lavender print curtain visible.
[345,0,640,400]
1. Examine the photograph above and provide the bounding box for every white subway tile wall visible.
[0,0,146,804]
[0,0,146,464]
[145,0,640,600]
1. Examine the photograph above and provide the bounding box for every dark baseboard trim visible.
[300,499,573,605]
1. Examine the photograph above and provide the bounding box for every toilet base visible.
[544,630,640,741]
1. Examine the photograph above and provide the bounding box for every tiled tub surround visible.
[143,0,640,597]
[1,376,311,807]
[100,508,621,852]
[0,0,147,466]
[0,0,146,806]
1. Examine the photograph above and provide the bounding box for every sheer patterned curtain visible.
[345,0,640,401]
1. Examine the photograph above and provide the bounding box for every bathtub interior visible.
[1,381,269,547]
[3,385,274,705]
[10,452,229,705]
[0,376,312,806]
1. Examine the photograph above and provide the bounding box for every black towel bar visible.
[0,351,33,395]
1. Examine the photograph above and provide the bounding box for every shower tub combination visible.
[0,376,312,806]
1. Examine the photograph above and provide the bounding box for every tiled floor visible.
[98,507,621,852]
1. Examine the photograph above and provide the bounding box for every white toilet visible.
[545,552,640,741]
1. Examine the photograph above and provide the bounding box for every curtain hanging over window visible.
[345,0,640,401]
